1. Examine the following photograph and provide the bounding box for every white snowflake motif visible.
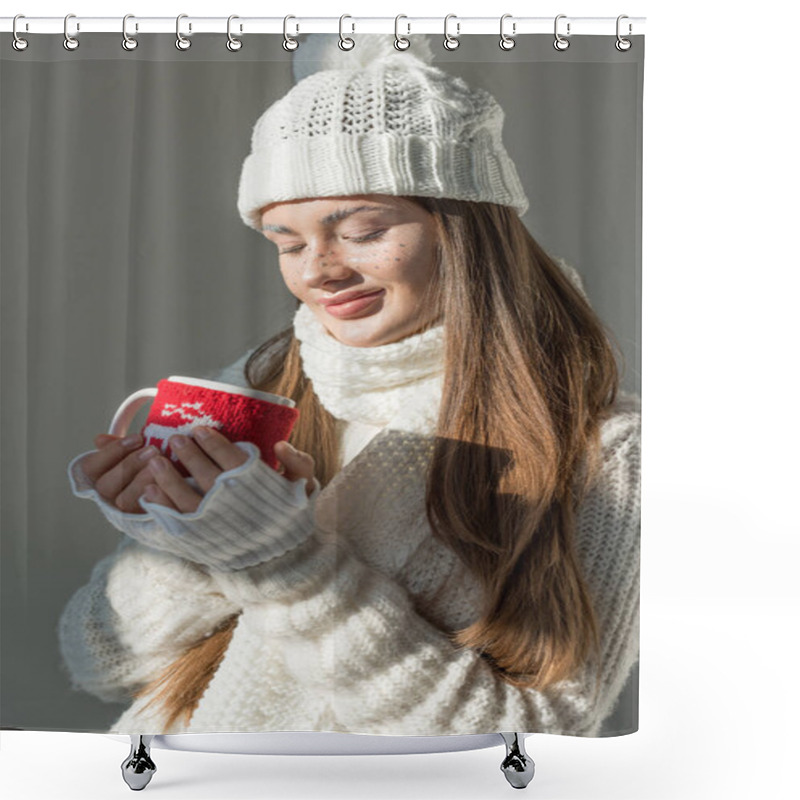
[143,401,223,460]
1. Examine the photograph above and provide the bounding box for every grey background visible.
[0,34,643,733]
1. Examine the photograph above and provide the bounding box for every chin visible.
[315,304,433,347]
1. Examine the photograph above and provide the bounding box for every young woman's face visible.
[259,195,441,347]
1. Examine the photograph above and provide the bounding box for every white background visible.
[2,1,798,799]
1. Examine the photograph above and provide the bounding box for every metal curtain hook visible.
[122,14,138,51]
[616,15,632,51]
[12,14,29,51]
[500,14,516,50]
[339,14,354,51]
[394,14,410,51]
[227,15,242,51]
[283,15,298,51]
[553,14,570,51]
[175,13,191,51]
[63,13,79,51]
[443,14,460,50]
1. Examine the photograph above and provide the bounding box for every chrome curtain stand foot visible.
[500,732,535,789]
[121,735,157,791]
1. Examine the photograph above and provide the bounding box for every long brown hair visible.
[133,196,623,729]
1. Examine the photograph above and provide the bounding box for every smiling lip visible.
[319,289,384,307]
[320,289,385,319]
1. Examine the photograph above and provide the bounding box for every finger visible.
[81,433,147,484]
[167,434,225,494]
[113,459,167,514]
[190,427,251,472]
[94,444,160,504]
[147,456,204,514]
[141,483,179,512]
[94,433,121,450]
[274,441,317,497]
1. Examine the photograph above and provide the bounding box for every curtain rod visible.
[0,16,646,37]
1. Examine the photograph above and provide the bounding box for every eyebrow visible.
[261,205,387,234]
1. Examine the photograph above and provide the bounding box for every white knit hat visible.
[237,33,529,231]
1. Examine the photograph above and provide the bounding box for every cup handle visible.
[108,388,158,437]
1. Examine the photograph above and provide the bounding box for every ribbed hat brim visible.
[237,133,529,230]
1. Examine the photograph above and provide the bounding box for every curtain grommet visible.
[12,14,29,51]
[553,14,570,51]
[63,13,79,51]
[175,14,191,51]
[338,14,355,51]
[394,15,410,51]
[121,14,138,51]
[615,15,632,51]
[499,14,516,50]
[443,14,460,51]
[283,15,299,51]
[226,15,243,52]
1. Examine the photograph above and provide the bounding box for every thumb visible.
[94,433,121,449]
[274,441,316,496]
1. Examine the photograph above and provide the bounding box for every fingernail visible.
[286,441,298,453]
[150,457,167,473]
[194,426,212,440]
[138,446,158,461]
[122,434,142,447]
[171,434,187,449]
[144,485,158,501]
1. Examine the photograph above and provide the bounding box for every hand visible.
[272,440,317,498]
[79,432,164,515]
[143,429,318,513]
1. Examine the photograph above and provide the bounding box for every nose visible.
[299,242,356,289]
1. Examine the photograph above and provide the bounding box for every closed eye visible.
[279,230,386,256]
[351,229,387,243]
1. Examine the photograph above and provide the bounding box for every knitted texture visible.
[57,535,240,705]
[59,282,640,737]
[68,441,321,572]
[293,301,445,431]
[133,379,298,476]
[237,33,529,231]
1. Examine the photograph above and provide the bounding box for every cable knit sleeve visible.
[67,440,322,571]
[57,535,241,704]
[203,403,641,737]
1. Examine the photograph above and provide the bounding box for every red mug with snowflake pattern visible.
[108,376,299,477]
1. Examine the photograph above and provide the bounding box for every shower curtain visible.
[0,27,644,738]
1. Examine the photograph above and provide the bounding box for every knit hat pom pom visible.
[292,33,436,84]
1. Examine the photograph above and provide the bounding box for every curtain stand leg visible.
[121,734,157,791]
[499,732,535,789]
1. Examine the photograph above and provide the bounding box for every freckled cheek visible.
[367,246,420,278]
[278,266,304,296]
[370,259,399,277]
[390,257,435,289]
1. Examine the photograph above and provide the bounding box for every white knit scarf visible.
[292,301,445,433]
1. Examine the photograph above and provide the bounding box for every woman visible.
[59,35,640,737]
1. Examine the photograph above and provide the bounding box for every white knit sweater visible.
[59,294,641,738]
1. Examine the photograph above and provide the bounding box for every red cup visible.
[108,375,299,477]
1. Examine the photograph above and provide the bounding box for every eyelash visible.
[279,230,386,256]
